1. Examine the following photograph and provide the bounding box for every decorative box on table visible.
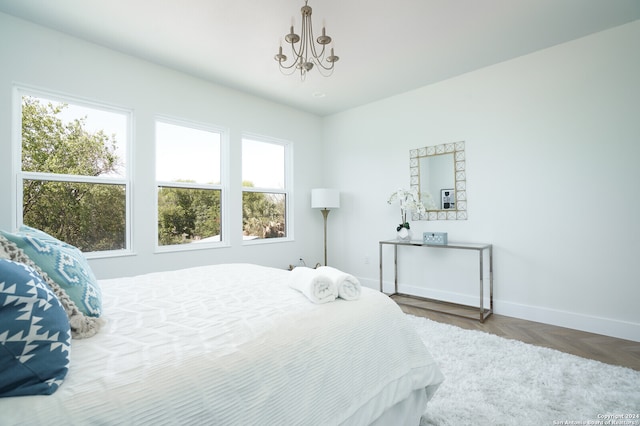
[423,232,448,245]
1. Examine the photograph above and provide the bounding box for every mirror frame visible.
[410,141,467,221]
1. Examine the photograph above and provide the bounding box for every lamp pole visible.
[311,188,340,267]
[321,208,330,266]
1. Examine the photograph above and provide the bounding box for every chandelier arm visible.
[278,64,300,76]
[314,60,336,72]
[305,15,328,63]
[304,15,316,60]
[278,60,301,71]
[277,41,303,71]
[301,14,312,63]
[313,61,335,77]
[315,68,335,78]
[288,40,303,60]
[313,60,336,73]
[309,40,327,62]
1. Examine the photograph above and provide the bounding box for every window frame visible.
[154,115,229,252]
[241,133,293,245]
[13,85,133,258]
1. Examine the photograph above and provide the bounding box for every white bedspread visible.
[0,263,443,425]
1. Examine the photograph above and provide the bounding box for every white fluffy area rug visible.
[406,315,640,426]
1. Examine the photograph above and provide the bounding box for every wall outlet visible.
[364,256,370,264]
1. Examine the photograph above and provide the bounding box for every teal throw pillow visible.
[0,226,102,317]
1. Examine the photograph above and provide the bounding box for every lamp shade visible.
[311,188,340,209]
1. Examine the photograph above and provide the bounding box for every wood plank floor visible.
[392,294,640,371]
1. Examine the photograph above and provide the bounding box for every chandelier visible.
[274,0,339,80]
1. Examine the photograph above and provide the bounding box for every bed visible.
[0,260,443,425]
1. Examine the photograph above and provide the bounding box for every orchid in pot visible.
[387,188,426,241]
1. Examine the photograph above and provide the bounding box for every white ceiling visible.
[1,0,639,116]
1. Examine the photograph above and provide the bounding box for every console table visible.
[379,240,493,322]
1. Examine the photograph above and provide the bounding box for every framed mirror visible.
[410,141,467,221]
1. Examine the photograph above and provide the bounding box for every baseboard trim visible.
[363,278,640,342]
[494,300,639,343]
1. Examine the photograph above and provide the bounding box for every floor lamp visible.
[311,188,340,266]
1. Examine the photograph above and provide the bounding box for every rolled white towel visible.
[288,267,338,304]
[316,266,362,301]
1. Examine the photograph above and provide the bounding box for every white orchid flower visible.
[387,188,427,229]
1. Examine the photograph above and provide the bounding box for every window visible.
[242,137,290,241]
[17,90,130,253]
[156,119,223,247]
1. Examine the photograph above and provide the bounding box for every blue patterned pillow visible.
[18,225,77,248]
[0,227,102,317]
[0,259,71,397]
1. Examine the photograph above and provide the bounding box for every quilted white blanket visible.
[0,263,443,425]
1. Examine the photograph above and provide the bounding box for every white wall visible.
[0,13,326,278]
[323,21,640,341]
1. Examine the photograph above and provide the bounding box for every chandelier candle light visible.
[275,0,339,79]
